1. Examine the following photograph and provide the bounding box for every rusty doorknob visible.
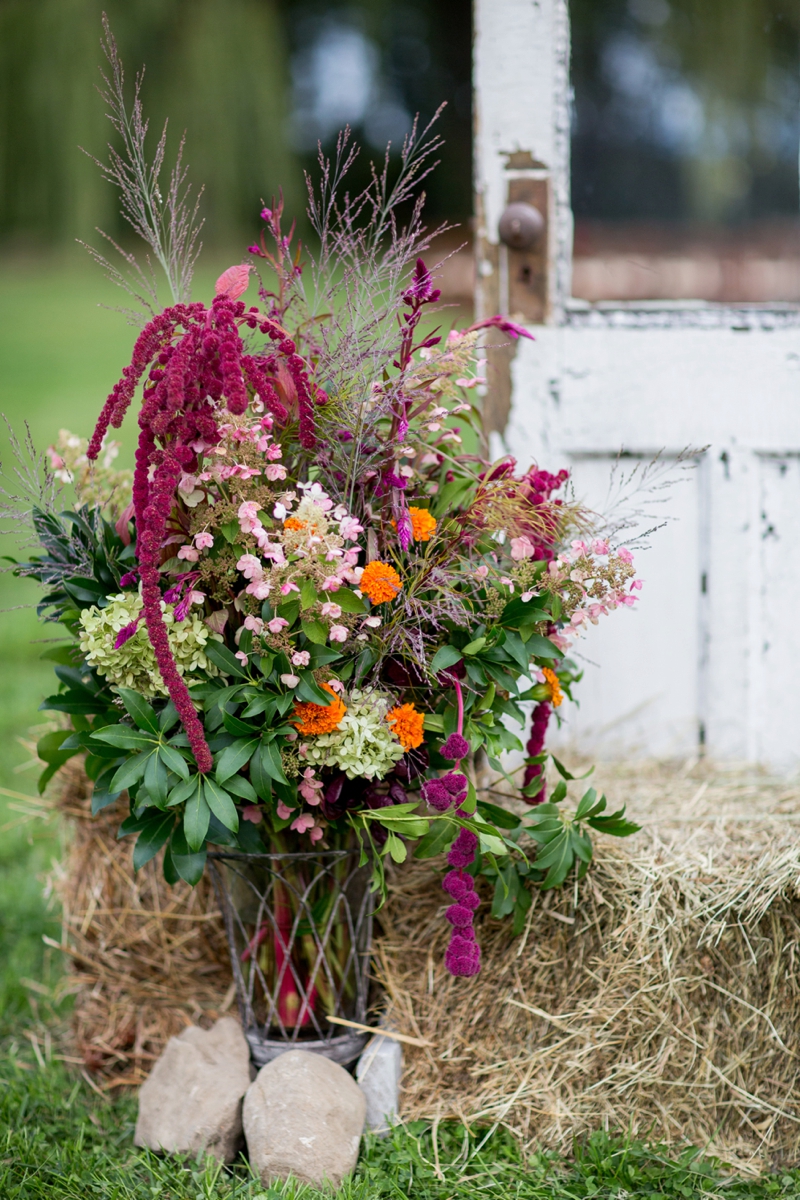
[498,202,544,250]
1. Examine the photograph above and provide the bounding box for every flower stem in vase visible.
[273,878,308,1029]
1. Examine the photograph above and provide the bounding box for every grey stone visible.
[134,1017,250,1163]
[243,1049,366,1188]
[356,1035,403,1134]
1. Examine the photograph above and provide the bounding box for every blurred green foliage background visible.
[0,0,473,1022]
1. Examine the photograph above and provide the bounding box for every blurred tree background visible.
[0,0,472,252]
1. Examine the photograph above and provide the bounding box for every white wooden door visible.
[474,0,800,767]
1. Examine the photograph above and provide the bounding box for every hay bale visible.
[376,757,800,1169]
[53,755,800,1165]
[53,759,232,1086]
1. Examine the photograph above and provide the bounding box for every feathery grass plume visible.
[80,14,204,320]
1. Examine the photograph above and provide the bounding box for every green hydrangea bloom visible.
[78,592,219,698]
[305,687,404,780]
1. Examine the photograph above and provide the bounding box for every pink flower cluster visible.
[85,276,326,772]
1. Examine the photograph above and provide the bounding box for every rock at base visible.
[134,1016,250,1163]
[243,1049,366,1188]
[356,1035,402,1134]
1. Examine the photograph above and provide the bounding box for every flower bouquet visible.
[7,28,640,1056]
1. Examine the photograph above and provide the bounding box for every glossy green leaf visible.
[158,743,190,780]
[132,812,174,871]
[184,787,211,851]
[144,751,169,808]
[116,688,159,734]
[215,738,258,783]
[109,751,150,794]
[203,777,239,833]
[204,640,249,679]
[92,726,156,750]
[169,825,207,886]
[430,645,463,674]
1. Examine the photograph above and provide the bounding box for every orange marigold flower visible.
[387,702,425,751]
[542,667,563,708]
[360,560,402,605]
[292,682,347,735]
[283,517,307,532]
[408,506,437,542]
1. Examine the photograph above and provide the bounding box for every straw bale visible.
[53,758,233,1086]
[377,756,800,1169]
[53,754,800,1165]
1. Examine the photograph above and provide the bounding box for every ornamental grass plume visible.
[291,683,347,736]
[360,561,402,604]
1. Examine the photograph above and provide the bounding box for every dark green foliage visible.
[12,504,136,625]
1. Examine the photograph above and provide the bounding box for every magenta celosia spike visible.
[523,700,551,804]
[241,356,289,423]
[286,353,316,449]
[135,445,212,773]
[87,311,172,459]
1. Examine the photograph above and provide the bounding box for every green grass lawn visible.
[0,252,796,1198]
[3,1046,799,1199]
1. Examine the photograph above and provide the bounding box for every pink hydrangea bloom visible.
[177,545,199,562]
[329,625,348,644]
[267,617,289,633]
[195,531,214,549]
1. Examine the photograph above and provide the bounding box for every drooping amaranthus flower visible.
[523,701,551,804]
[86,272,323,771]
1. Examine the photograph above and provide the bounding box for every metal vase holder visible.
[209,849,374,1068]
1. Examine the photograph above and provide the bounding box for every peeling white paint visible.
[474,0,800,765]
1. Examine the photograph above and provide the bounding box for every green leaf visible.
[574,787,600,821]
[169,825,207,886]
[116,688,159,734]
[158,743,190,780]
[385,832,407,864]
[476,799,522,831]
[203,778,239,833]
[462,636,487,656]
[144,752,169,808]
[413,819,453,860]
[158,701,180,733]
[184,786,211,851]
[224,774,257,802]
[296,672,335,705]
[109,752,150,794]
[132,812,175,871]
[501,630,531,674]
[550,780,568,805]
[552,755,594,783]
[332,588,368,614]
[301,619,328,645]
[36,729,74,764]
[204,640,249,679]
[92,726,156,750]
[249,746,274,801]
[299,578,318,610]
[524,634,563,660]
[422,713,445,732]
[534,829,575,889]
[221,709,259,738]
[119,808,164,838]
[460,779,477,815]
[277,599,300,627]
[587,804,641,838]
[167,774,202,808]
[256,738,289,786]
[215,738,259,783]
[512,887,533,936]
[219,518,240,543]
[430,645,463,674]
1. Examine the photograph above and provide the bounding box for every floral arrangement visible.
[8,26,640,980]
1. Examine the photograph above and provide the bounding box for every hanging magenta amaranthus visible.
[86,272,323,772]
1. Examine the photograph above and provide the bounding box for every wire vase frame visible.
[209,848,375,1068]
